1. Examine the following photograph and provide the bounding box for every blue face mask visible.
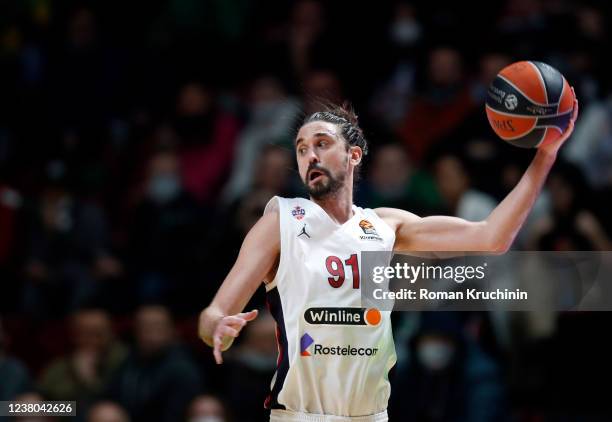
[148,174,181,203]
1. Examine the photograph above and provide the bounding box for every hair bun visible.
[303,100,368,156]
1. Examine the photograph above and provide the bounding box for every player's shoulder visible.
[254,196,283,229]
[264,195,281,214]
[264,195,318,217]
[246,199,280,245]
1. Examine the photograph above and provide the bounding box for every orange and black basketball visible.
[485,61,575,148]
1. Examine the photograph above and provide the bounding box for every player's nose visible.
[304,149,320,165]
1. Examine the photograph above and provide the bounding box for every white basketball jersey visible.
[263,196,397,417]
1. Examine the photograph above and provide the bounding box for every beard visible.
[303,162,346,200]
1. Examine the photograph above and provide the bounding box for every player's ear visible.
[349,145,363,167]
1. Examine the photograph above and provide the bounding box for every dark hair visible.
[303,101,369,156]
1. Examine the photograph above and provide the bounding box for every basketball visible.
[485,61,575,148]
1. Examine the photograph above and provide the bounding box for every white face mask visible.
[190,417,224,422]
[417,340,455,371]
[390,18,422,46]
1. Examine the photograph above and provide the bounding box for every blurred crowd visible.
[1,0,612,421]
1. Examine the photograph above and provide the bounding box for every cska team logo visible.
[292,205,306,220]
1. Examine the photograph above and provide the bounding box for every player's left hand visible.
[538,87,579,155]
[211,309,259,364]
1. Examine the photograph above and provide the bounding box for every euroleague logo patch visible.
[504,94,518,110]
[300,333,379,357]
[358,219,383,241]
[291,205,306,220]
[304,307,382,326]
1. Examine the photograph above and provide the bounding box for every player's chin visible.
[308,181,327,193]
[307,181,331,197]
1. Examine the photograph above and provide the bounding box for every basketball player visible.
[199,99,578,421]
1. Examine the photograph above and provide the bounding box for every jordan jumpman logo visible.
[298,223,310,238]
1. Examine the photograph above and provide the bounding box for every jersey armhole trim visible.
[264,196,286,292]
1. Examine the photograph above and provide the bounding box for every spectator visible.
[252,145,296,196]
[256,0,335,85]
[186,395,228,422]
[390,313,506,422]
[88,401,130,422]
[49,7,122,130]
[174,82,241,205]
[387,2,423,51]
[127,149,203,310]
[358,143,441,214]
[12,391,54,422]
[222,76,300,204]
[369,2,422,129]
[22,169,122,317]
[399,47,477,163]
[563,94,612,189]
[287,0,327,79]
[38,309,127,411]
[107,305,202,422]
[566,6,607,103]
[529,161,612,251]
[471,52,512,105]
[433,153,496,221]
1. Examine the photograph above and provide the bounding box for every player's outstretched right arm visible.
[198,208,280,364]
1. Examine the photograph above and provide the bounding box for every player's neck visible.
[311,184,354,225]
